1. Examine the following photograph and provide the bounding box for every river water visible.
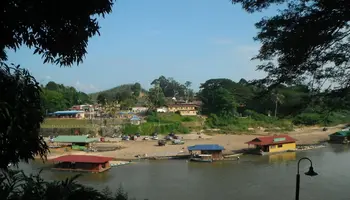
[18,144,350,200]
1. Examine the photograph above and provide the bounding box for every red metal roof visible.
[246,135,297,146]
[51,155,114,163]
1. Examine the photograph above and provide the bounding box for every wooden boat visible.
[189,154,213,162]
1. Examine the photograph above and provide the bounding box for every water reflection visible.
[268,152,296,164]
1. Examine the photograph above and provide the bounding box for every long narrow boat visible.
[189,154,213,162]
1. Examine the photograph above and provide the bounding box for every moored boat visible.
[189,154,213,162]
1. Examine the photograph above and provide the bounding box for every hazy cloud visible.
[75,80,99,93]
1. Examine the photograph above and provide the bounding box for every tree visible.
[0,0,113,169]
[1,0,114,66]
[97,93,108,105]
[131,82,141,97]
[271,90,285,117]
[147,83,165,109]
[0,64,48,169]
[231,0,350,95]
[198,79,237,116]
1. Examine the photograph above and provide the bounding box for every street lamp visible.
[295,157,318,200]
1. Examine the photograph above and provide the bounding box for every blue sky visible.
[7,0,277,93]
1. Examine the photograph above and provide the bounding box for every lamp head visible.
[305,166,318,177]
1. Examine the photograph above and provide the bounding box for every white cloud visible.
[45,75,52,80]
[74,80,99,93]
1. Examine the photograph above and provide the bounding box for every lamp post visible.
[295,157,318,200]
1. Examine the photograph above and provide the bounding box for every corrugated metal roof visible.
[329,130,350,137]
[130,115,141,121]
[54,110,85,115]
[51,155,113,163]
[53,135,98,143]
[188,144,224,151]
[246,135,296,146]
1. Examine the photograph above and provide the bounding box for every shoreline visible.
[40,125,341,161]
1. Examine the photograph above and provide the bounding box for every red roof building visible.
[245,135,297,155]
[52,155,114,163]
[51,155,114,173]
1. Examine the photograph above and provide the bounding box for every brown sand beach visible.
[43,124,343,161]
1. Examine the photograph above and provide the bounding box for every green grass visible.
[41,119,93,128]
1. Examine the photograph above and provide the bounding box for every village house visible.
[188,144,225,160]
[53,135,99,150]
[167,103,199,116]
[52,110,86,119]
[245,135,297,155]
[130,115,142,125]
[131,106,148,113]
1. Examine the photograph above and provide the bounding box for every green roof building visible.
[53,135,98,143]
[329,131,350,144]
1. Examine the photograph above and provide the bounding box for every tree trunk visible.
[274,100,278,118]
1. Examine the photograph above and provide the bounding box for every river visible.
[18,144,350,200]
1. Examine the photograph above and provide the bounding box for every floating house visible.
[245,135,297,155]
[188,144,225,161]
[51,155,113,173]
[53,135,99,150]
[329,130,350,144]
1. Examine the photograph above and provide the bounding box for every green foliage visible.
[0,64,48,169]
[123,122,189,135]
[0,170,144,200]
[1,0,114,66]
[90,84,146,101]
[198,79,238,115]
[231,0,350,95]
[41,81,91,113]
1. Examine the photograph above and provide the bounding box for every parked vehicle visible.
[158,140,166,146]
[151,136,159,140]
[165,135,173,141]
[172,139,185,145]
[122,135,130,141]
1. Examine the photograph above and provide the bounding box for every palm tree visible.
[271,91,285,118]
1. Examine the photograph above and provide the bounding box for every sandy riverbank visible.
[44,124,344,161]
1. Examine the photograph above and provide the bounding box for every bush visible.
[122,122,189,135]
[293,113,322,126]
[0,170,146,200]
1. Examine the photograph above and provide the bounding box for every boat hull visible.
[189,158,213,163]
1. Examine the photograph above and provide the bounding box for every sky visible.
[6,0,278,93]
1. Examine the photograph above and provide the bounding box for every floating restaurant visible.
[51,155,114,173]
[245,135,297,155]
[188,144,225,162]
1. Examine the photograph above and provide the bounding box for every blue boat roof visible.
[187,144,225,151]
[54,110,84,115]
[130,115,141,121]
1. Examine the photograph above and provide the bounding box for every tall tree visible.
[0,0,114,169]
[231,0,350,96]
[97,93,108,105]
[198,79,237,115]
[0,64,48,169]
[147,82,166,109]
[131,82,141,97]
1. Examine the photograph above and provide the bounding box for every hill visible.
[89,84,147,101]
